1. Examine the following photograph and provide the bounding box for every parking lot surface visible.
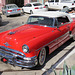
[0,14,29,32]
[0,14,75,75]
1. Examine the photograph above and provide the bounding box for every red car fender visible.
[70,23,73,31]
[69,21,75,35]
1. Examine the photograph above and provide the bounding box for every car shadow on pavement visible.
[30,38,74,70]
[0,72,3,75]
[7,13,25,18]
[0,21,9,26]
[45,38,74,64]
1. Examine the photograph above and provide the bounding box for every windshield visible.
[26,16,53,27]
[60,7,75,13]
[33,3,42,6]
[7,5,18,9]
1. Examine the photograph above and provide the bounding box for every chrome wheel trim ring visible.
[39,48,46,66]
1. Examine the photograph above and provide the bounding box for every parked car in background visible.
[45,0,75,10]
[2,4,21,17]
[0,14,2,25]
[22,2,47,14]
[0,12,75,68]
[59,7,75,18]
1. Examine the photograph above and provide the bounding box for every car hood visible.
[0,24,54,53]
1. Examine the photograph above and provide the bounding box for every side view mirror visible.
[57,24,59,28]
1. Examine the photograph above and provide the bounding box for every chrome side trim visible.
[36,31,70,51]
[49,33,69,48]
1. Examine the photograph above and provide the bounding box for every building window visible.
[48,0,54,2]
[55,0,59,2]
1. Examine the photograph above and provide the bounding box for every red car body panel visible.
[0,13,75,68]
[0,23,74,57]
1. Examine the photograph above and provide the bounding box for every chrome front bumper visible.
[0,46,38,68]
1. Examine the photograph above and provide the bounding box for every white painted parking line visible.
[42,68,47,72]
[56,48,75,68]
[42,46,75,75]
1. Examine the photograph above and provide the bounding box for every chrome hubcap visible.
[39,48,46,66]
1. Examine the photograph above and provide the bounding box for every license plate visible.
[39,7,43,9]
[13,9,17,12]
[1,57,8,64]
[73,13,75,15]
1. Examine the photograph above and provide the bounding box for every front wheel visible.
[37,48,46,66]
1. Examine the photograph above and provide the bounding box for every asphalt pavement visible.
[0,13,75,75]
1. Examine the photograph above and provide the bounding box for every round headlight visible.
[22,44,29,53]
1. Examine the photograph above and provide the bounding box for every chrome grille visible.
[0,46,25,58]
[0,46,38,68]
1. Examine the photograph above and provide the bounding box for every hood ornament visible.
[4,42,12,46]
[8,31,15,35]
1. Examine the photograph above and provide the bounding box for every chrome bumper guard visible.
[0,46,38,68]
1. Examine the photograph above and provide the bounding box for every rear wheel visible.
[63,6,68,9]
[22,9,24,14]
[0,21,2,26]
[30,10,33,14]
[6,15,9,17]
[37,48,46,66]
[73,35,75,41]
[69,31,75,41]
[45,5,49,10]
[2,11,4,15]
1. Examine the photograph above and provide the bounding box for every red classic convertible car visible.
[0,12,75,68]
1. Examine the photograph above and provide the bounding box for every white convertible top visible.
[30,11,73,22]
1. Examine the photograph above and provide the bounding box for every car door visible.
[55,16,70,46]
[54,0,60,9]
[23,4,32,13]
[48,16,71,53]
[49,16,71,53]
[58,16,70,33]
[48,0,55,9]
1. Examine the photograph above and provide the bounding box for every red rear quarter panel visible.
[70,19,75,35]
